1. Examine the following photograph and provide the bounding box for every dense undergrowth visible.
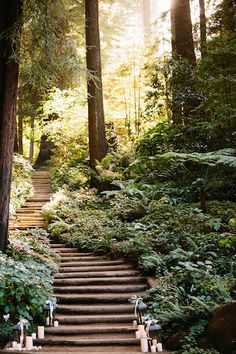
[44,156,236,353]
[0,229,59,346]
[0,155,59,348]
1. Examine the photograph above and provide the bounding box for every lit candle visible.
[37,326,44,339]
[151,345,157,353]
[135,330,141,339]
[25,336,33,350]
[32,333,37,339]
[140,337,149,353]
[54,320,59,327]
[133,320,137,328]
[157,343,163,352]
[138,324,145,332]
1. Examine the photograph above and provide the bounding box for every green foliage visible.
[10,154,33,213]
[0,232,58,322]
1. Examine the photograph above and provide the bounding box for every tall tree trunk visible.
[170,0,196,65]
[143,0,151,41]
[85,0,107,168]
[199,0,207,58]
[14,118,19,152]
[0,0,23,252]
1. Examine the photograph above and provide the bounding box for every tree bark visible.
[171,0,196,65]
[0,0,23,252]
[199,0,207,58]
[29,116,35,162]
[85,0,107,168]
[18,111,23,154]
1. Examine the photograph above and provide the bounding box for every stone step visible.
[45,325,135,335]
[31,346,143,353]
[54,248,83,253]
[53,284,147,294]
[54,292,143,304]
[60,256,110,262]
[58,265,135,273]
[53,276,146,286]
[54,270,140,279]
[35,337,139,346]
[57,260,126,267]
[55,314,136,324]
[56,304,134,315]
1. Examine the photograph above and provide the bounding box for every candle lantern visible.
[12,324,21,344]
[137,299,148,325]
[147,321,162,344]
[129,295,148,325]
[43,298,56,327]
[12,319,28,345]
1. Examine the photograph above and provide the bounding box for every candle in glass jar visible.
[37,326,44,339]
[54,320,59,327]
[133,320,137,328]
[152,339,157,346]
[32,332,37,339]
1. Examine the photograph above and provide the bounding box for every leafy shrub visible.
[10,154,34,214]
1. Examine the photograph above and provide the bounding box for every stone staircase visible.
[7,170,170,353]
[32,242,169,353]
[10,170,52,230]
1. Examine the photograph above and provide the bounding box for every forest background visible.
[0,0,236,353]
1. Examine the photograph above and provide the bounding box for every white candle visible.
[133,320,137,328]
[54,320,59,327]
[12,341,18,350]
[135,330,141,339]
[46,317,50,326]
[25,336,33,350]
[151,345,157,353]
[138,324,145,332]
[157,343,163,352]
[31,333,37,339]
[152,339,157,346]
[140,337,149,353]
[140,330,147,338]
[37,326,44,339]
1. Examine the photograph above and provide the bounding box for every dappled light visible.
[0,1,235,354]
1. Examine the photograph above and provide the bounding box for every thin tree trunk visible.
[14,117,19,152]
[143,0,151,41]
[170,0,196,65]
[199,0,207,58]
[29,116,34,162]
[0,0,23,252]
[85,0,107,168]
[18,111,23,154]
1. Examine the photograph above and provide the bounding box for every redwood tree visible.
[85,0,107,168]
[199,0,207,58]
[0,0,23,252]
[171,0,196,65]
